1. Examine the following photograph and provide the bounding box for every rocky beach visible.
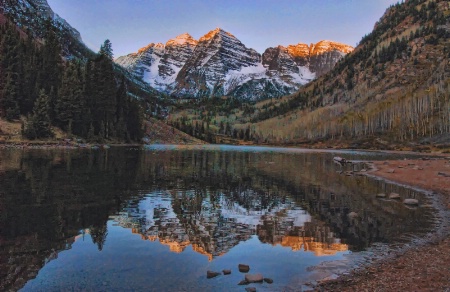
[316,156,450,291]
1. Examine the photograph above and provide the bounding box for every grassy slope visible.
[144,118,207,145]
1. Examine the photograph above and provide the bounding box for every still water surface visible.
[0,145,435,291]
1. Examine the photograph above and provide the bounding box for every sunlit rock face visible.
[116,33,198,90]
[116,29,353,101]
[263,41,355,77]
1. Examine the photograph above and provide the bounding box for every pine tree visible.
[25,89,53,139]
[2,74,20,120]
[0,22,21,120]
[91,42,117,139]
[40,20,62,115]
[115,78,128,140]
[99,39,113,60]
[55,61,84,133]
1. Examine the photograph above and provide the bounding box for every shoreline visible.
[315,157,450,291]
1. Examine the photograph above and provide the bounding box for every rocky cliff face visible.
[174,28,261,98]
[2,0,82,41]
[309,41,354,76]
[263,41,355,77]
[2,0,89,58]
[116,33,199,91]
[116,28,353,100]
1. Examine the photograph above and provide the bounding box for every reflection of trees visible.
[251,153,434,250]
[0,147,436,291]
[0,148,142,291]
[90,224,108,251]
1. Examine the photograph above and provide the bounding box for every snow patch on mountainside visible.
[116,28,352,100]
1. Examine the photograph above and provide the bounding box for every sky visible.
[47,0,401,58]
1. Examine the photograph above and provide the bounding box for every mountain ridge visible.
[116,28,354,100]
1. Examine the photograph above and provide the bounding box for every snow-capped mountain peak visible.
[166,33,198,46]
[199,27,236,42]
[311,40,354,55]
[116,29,353,100]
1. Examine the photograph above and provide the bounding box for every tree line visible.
[0,19,143,142]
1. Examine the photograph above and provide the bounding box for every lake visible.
[0,145,436,291]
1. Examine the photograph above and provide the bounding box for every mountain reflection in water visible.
[112,190,347,261]
[0,146,434,291]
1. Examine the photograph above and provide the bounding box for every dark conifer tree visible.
[99,39,113,60]
[25,89,53,139]
[0,22,21,120]
[55,61,85,134]
[40,20,62,116]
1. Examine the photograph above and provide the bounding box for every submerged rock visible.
[207,270,220,278]
[403,198,419,206]
[239,264,250,273]
[333,156,347,164]
[245,288,257,292]
[245,273,264,283]
[389,193,401,200]
[238,280,249,285]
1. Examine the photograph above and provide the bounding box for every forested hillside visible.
[0,18,144,142]
[246,0,449,147]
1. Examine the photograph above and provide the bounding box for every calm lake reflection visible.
[0,145,435,291]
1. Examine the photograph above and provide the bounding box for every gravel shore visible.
[316,156,450,291]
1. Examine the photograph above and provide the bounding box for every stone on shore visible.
[403,198,419,206]
[245,273,263,283]
[438,172,450,177]
[239,264,250,273]
[376,193,387,198]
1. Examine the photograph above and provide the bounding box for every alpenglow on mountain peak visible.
[166,33,198,46]
[199,27,237,42]
[116,28,353,100]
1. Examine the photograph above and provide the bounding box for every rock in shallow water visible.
[239,264,250,273]
[238,280,249,285]
[245,273,264,283]
[245,288,257,292]
[223,269,231,275]
[403,198,419,206]
[389,193,401,200]
[207,270,220,278]
[264,278,274,284]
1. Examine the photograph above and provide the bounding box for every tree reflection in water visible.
[0,146,434,291]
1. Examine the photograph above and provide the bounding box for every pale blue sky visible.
[47,0,401,57]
